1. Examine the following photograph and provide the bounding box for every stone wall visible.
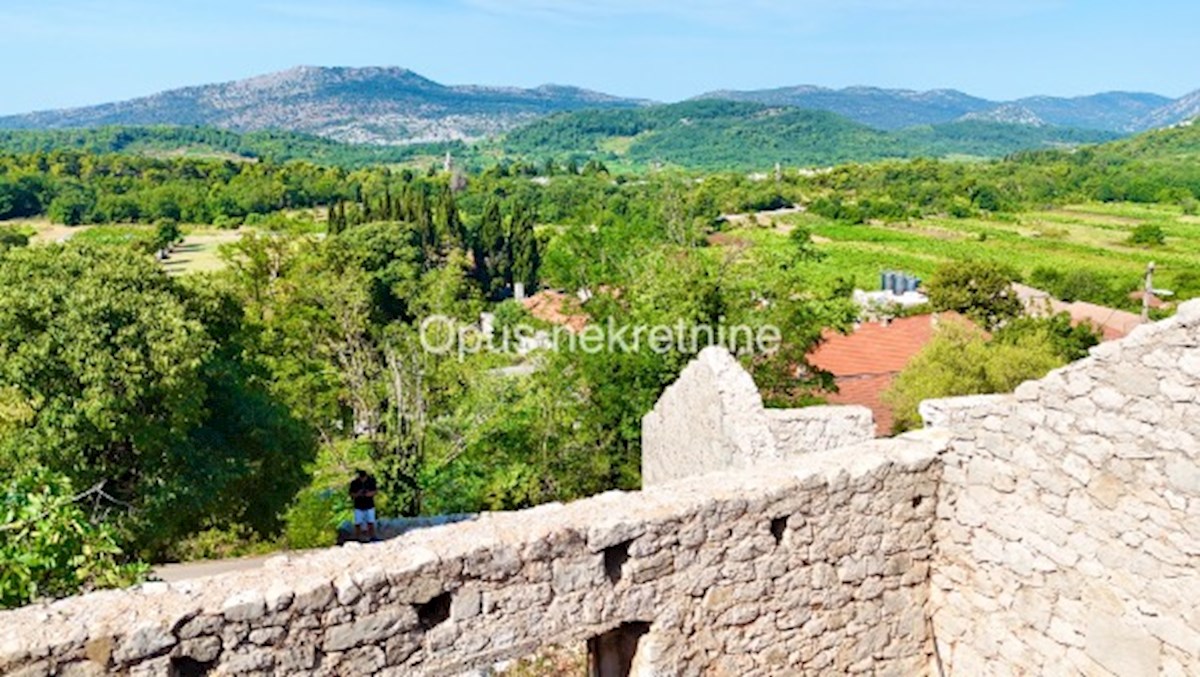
[4,301,1200,677]
[928,301,1200,676]
[0,434,942,677]
[642,346,874,486]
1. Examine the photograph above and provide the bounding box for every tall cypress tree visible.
[477,198,508,298]
[412,188,435,255]
[437,187,464,248]
[509,201,540,292]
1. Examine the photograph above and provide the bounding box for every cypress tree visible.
[509,201,540,292]
[437,187,464,248]
[478,198,508,298]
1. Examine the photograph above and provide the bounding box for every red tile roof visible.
[821,374,898,437]
[522,290,589,333]
[807,313,971,436]
[1013,283,1143,341]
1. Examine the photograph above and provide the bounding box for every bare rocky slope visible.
[0,66,648,145]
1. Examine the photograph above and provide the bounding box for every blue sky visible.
[1,0,1197,115]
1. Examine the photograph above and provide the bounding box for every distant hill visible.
[0,66,648,145]
[0,126,464,167]
[693,86,1187,132]
[1134,91,1200,131]
[693,86,993,130]
[502,100,1118,170]
[1092,118,1200,162]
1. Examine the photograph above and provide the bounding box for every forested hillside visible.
[0,126,467,168]
[503,100,1118,170]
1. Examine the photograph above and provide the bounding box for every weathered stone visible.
[175,636,221,663]
[222,590,267,623]
[112,626,175,665]
[3,304,1200,677]
[323,609,411,652]
[1085,613,1161,677]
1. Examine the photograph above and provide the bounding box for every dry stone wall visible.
[642,346,874,486]
[0,434,942,676]
[5,301,1200,676]
[928,300,1200,676]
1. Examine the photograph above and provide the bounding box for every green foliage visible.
[0,227,29,252]
[166,524,277,562]
[503,100,1116,171]
[0,245,314,557]
[154,220,182,252]
[993,313,1101,362]
[926,260,1021,329]
[1127,223,1166,246]
[283,488,350,549]
[0,126,470,169]
[885,323,1065,433]
[1,469,146,608]
[1029,267,1122,305]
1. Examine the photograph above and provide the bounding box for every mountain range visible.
[693,86,1193,132]
[0,66,647,145]
[0,65,1195,153]
[1,67,1197,147]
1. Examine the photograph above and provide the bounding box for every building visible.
[1012,283,1143,341]
[807,313,971,436]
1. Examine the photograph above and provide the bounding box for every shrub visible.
[1127,223,1166,247]
[166,524,278,562]
[284,487,351,549]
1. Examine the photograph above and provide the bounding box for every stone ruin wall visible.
[641,346,875,487]
[0,435,942,676]
[926,301,1200,676]
[2,300,1199,677]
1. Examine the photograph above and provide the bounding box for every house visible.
[1012,283,1143,341]
[521,290,589,333]
[807,313,971,436]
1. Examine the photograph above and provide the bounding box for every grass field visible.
[162,228,245,275]
[726,202,1198,306]
[1,219,248,275]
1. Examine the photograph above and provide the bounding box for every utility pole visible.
[1142,261,1156,322]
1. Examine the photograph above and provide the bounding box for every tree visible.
[436,187,464,247]
[476,198,509,298]
[0,245,315,555]
[884,322,1064,432]
[509,201,541,291]
[1,468,147,608]
[926,260,1022,329]
[993,312,1100,362]
[153,220,181,254]
[46,184,95,226]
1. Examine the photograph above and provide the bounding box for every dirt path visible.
[151,554,282,583]
[719,205,805,230]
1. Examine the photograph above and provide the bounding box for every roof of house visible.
[1013,282,1143,341]
[808,313,969,378]
[521,290,588,333]
[807,313,971,436]
[820,373,899,437]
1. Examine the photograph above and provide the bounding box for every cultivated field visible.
[730,202,1198,303]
